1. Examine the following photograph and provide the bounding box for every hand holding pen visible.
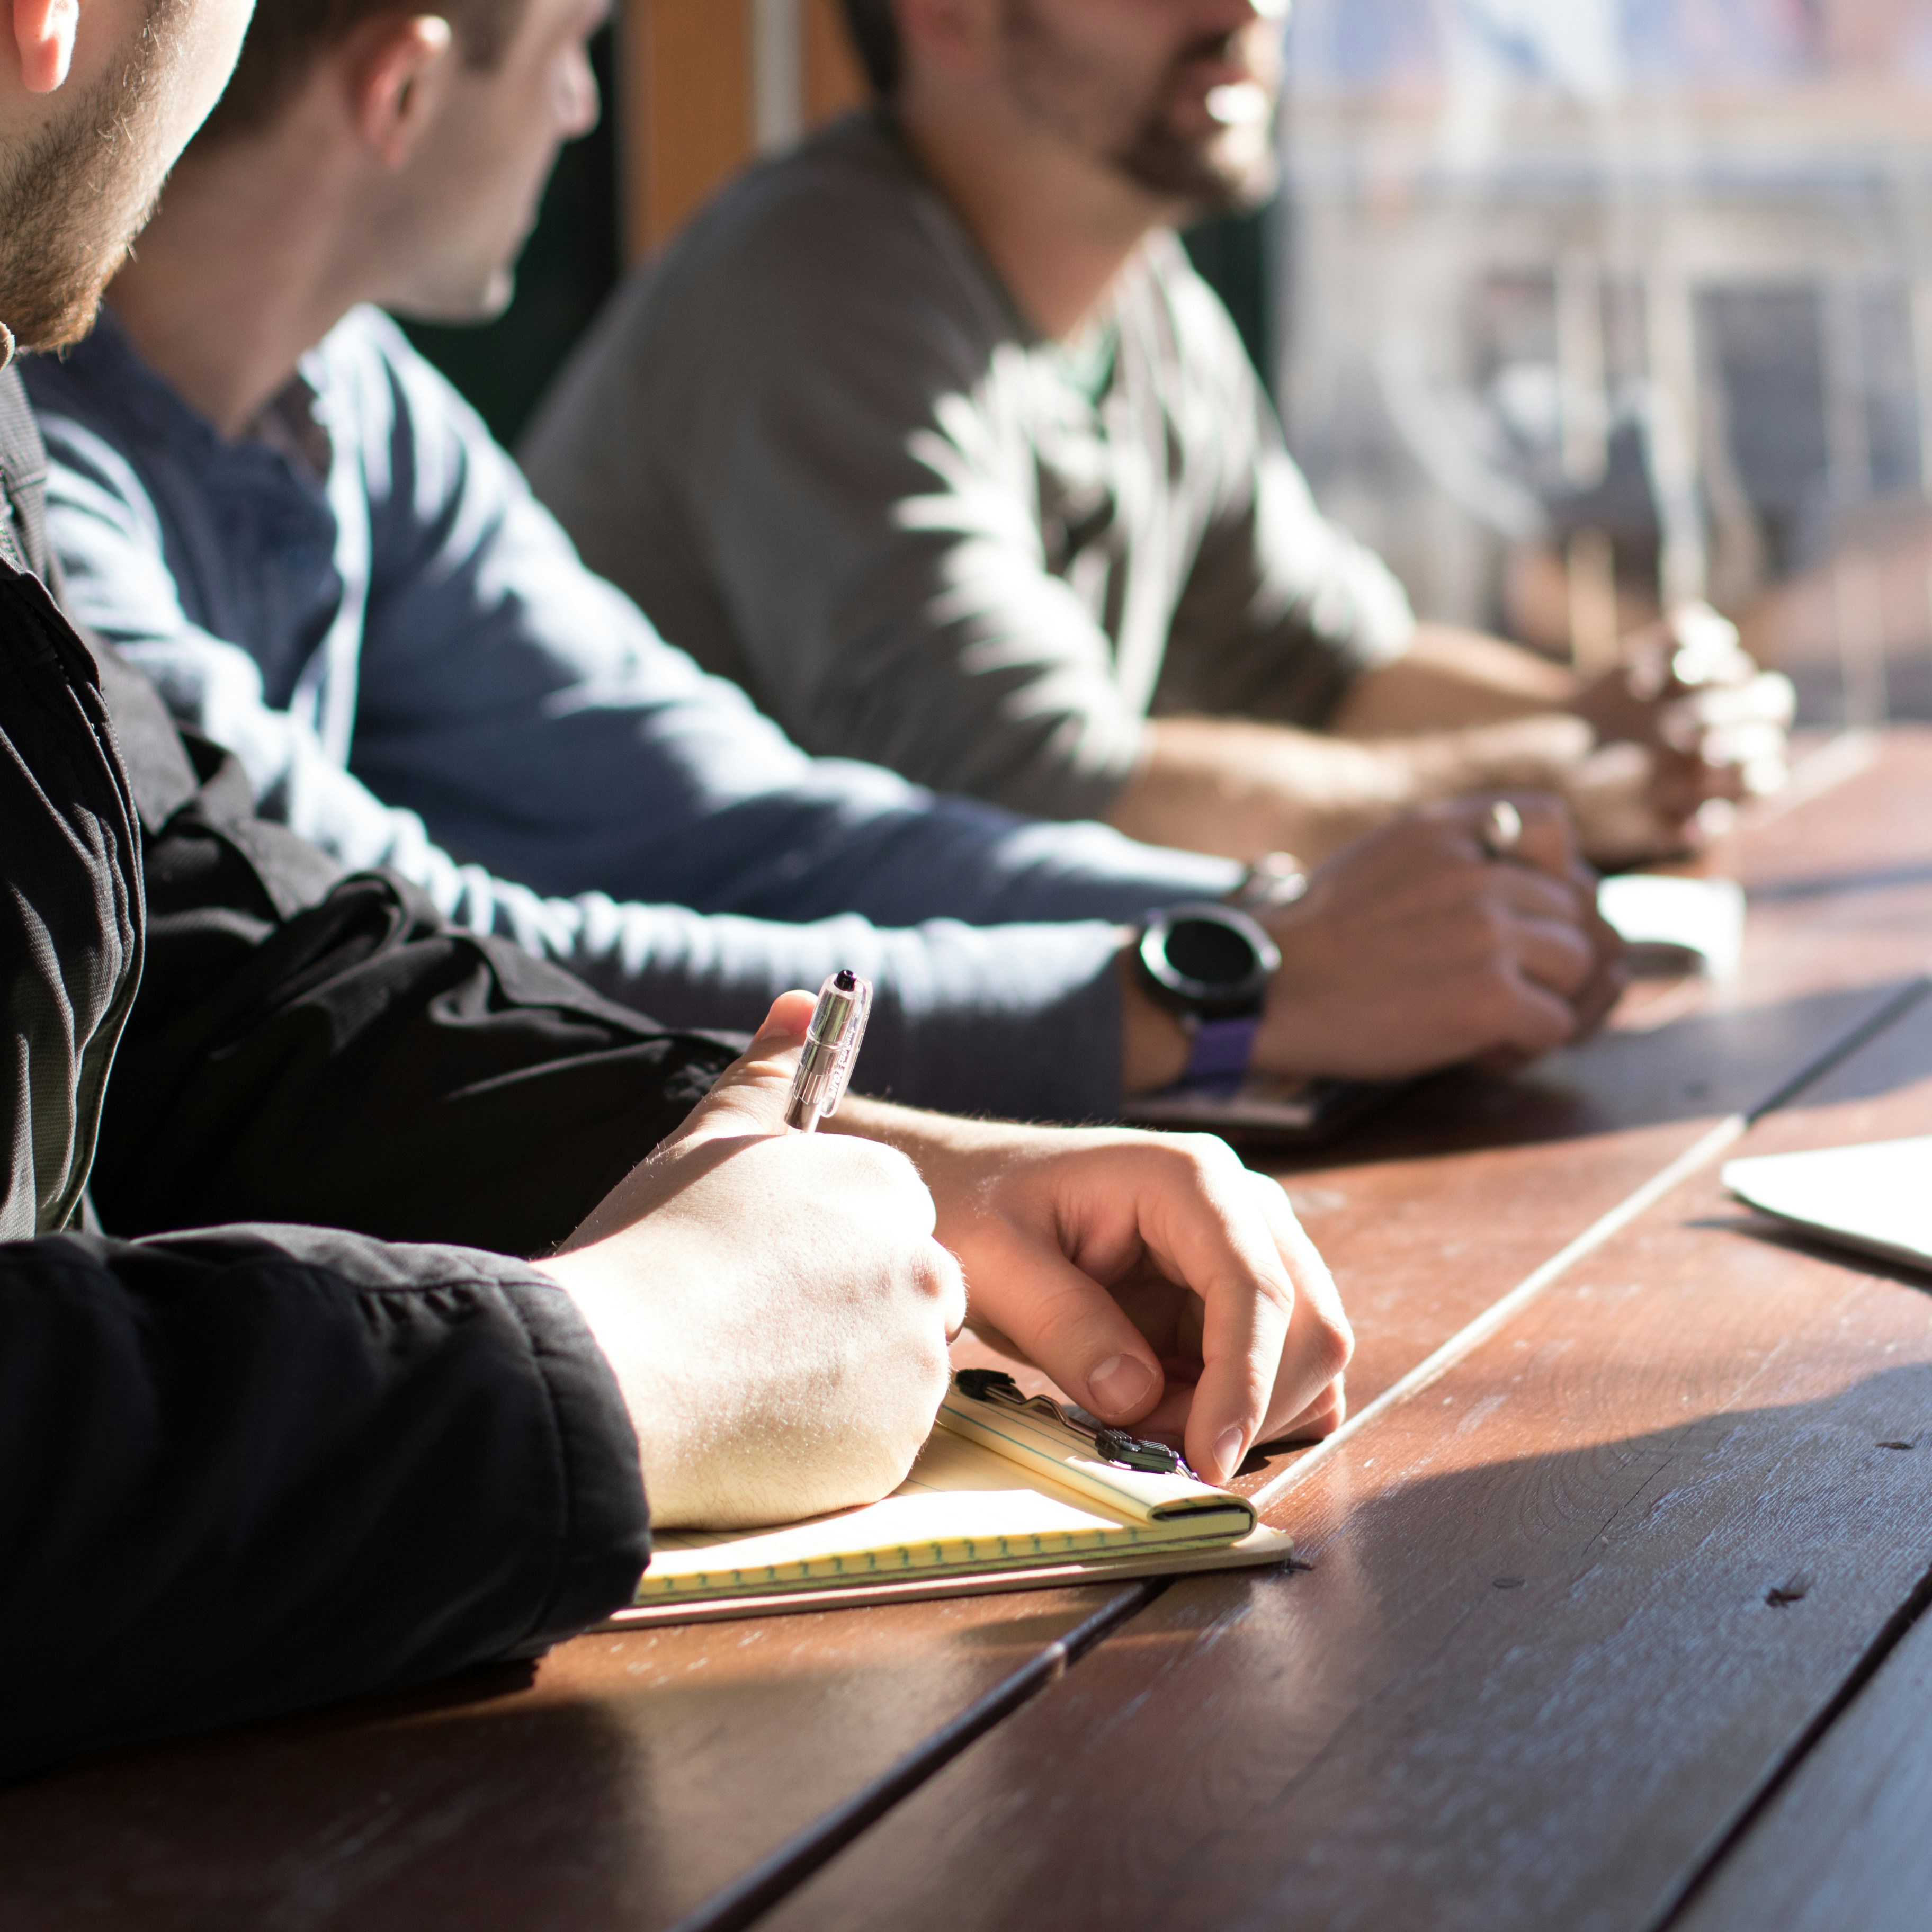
[541,982,959,1527]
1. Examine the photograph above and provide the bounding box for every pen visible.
[784,969,874,1132]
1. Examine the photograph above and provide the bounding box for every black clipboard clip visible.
[953,1368,1197,1479]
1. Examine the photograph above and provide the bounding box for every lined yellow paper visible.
[636,1407,1254,1606]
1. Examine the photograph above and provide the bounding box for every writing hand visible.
[538,994,966,1529]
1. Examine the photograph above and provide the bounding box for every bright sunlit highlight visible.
[1205,82,1271,127]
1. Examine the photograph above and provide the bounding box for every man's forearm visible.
[1105,711,1589,862]
[1330,624,1580,737]
[1105,714,1418,861]
[1104,633,1596,863]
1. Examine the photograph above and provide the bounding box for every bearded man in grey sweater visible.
[524,0,1793,874]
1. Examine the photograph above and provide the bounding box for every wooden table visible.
[9,730,1932,1932]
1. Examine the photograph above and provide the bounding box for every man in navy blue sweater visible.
[30,0,1627,1124]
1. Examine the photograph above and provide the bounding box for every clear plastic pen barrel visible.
[784,969,874,1132]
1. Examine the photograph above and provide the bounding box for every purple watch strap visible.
[1181,1014,1263,1093]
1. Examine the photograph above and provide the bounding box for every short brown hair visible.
[839,0,901,96]
[196,0,529,145]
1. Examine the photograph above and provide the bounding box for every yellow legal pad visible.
[604,1379,1294,1628]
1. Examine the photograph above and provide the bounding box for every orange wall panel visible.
[805,0,867,124]
[620,0,754,264]
[620,0,866,264]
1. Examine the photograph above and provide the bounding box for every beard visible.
[999,2,1281,217]
[0,0,181,354]
[1112,84,1280,214]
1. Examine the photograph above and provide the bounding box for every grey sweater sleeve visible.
[525,124,1412,826]
[1152,251,1416,727]
[524,157,1159,826]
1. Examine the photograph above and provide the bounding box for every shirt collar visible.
[249,369,332,485]
[66,303,335,492]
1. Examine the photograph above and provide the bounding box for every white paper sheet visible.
[1599,874,1746,979]
[1723,1136,1932,1272]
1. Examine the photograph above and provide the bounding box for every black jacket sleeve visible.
[86,648,740,1258]
[0,1223,648,1781]
[0,564,140,1241]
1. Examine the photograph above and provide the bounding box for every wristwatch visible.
[1134,903,1282,1090]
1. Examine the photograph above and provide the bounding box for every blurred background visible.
[419,0,1932,732]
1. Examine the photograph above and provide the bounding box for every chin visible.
[395,267,518,329]
[1118,129,1280,218]
[21,292,106,356]
[8,252,121,356]
[471,267,518,324]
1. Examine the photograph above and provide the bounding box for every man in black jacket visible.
[0,0,1350,1781]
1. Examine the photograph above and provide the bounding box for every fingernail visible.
[1214,1427,1247,1480]
[1088,1354,1153,1416]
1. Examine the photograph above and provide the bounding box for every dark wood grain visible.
[1667,1588,1932,1932]
[0,1586,1148,1932]
[756,971,1932,1932]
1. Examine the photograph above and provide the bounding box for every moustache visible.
[1160,32,1277,130]
[1162,29,1273,95]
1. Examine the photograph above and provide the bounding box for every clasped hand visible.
[1254,792,1627,1081]
[1568,603,1795,865]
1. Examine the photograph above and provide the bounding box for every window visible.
[1277,0,1932,723]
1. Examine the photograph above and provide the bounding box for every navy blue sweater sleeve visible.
[28,314,1240,1124]
[0,1224,648,1781]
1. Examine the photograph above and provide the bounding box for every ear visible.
[12,0,79,93]
[345,13,455,168]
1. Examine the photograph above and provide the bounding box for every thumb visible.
[673,991,819,1147]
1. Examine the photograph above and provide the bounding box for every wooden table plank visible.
[0,1586,1148,1932]
[756,968,1932,1932]
[9,734,1929,1932]
[1277,729,1932,1432]
[1668,1589,1932,1932]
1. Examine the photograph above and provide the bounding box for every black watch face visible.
[1140,906,1278,1019]
[1166,916,1262,989]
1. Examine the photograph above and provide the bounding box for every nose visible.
[557,41,601,138]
